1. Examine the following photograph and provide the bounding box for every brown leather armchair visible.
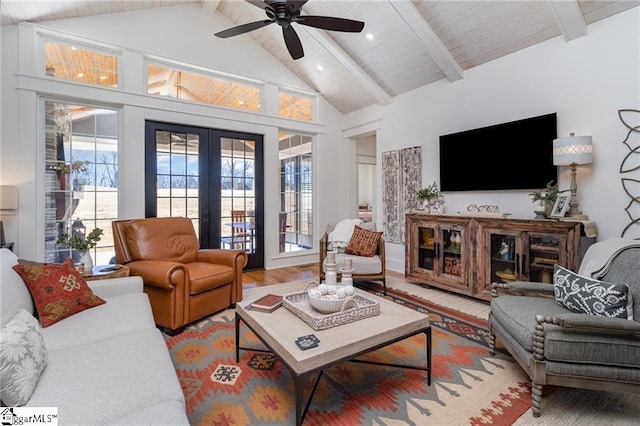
[113,217,247,335]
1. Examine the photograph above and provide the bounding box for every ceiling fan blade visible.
[215,20,273,38]
[297,16,364,33]
[282,25,304,60]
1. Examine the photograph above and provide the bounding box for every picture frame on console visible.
[550,195,570,218]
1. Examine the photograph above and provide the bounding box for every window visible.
[279,133,313,252]
[44,40,118,87]
[278,90,313,121]
[44,101,118,266]
[147,64,261,112]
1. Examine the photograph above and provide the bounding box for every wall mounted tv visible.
[439,113,557,192]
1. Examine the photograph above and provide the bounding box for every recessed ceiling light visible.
[366,33,374,41]
[316,65,324,71]
[77,72,84,78]
[238,100,244,105]
[99,75,107,80]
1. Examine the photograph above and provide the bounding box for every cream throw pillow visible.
[0,309,48,406]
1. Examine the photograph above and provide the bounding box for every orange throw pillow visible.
[345,225,383,257]
[12,258,106,327]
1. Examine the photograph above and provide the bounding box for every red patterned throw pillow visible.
[12,258,106,327]
[345,225,383,257]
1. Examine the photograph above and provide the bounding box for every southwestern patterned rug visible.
[163,284,531,425]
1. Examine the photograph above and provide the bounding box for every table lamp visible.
[553,133,593,220]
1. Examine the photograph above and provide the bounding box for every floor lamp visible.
[553,133,593,220]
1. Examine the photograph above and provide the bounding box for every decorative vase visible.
[533,199,547,219]
[79,251,93,274]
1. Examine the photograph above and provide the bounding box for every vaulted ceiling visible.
[2,0,638,114]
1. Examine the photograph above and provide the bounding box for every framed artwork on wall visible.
[550,195,570,218]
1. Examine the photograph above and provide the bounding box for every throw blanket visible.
[328,218,363,243]
[579,238,640,278]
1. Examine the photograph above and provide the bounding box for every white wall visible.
[0,3,351,267]
[346,8,640,273]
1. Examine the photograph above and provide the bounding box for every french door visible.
[145,121,264,270]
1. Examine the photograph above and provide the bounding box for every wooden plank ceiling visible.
[2,0,638,114]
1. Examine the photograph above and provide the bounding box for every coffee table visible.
[236,281,431,425]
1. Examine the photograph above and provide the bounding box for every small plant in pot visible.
[529,181,567,218]
[57,227,104,272]
[417,182,442,212]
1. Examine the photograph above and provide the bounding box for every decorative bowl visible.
[305,281,356,314]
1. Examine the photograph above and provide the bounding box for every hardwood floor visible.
[242,265,403,287]
[242,263,320,286]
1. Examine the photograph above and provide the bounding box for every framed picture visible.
[550,195,570,218]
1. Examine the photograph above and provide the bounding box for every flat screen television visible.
[439,113,557,192]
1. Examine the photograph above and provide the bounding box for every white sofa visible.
[0,248,188,425]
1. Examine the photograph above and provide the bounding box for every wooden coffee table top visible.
[238,281,430,374]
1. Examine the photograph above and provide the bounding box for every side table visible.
[83,264,130,281]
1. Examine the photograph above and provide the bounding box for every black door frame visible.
[144,121,264,270]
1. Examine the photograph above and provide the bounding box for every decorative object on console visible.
[417,181,441,212]
[553,133,593,220]
[529,180,567,218]
[550,194,571,218]
[618,109,640,240]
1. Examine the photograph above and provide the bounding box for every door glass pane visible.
[155,130,199,232]
[220,138,256,253]
[44,101,118,266]
[279,133,313,253]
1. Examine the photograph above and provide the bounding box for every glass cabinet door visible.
[417,225,437,273]
[527,233,567,283]
[488,231,521,284]
[440,226,464,280]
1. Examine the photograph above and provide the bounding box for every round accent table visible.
[83,264,130,281]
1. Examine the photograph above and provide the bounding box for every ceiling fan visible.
[214,0,365,60]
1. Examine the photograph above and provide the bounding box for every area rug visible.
[164,287,531,425]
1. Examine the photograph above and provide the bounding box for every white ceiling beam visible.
[548,0,588,42]
[300,26,392,105]
[201,0,222,13]
[387,0,463,82]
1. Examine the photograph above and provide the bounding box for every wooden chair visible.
[231,210,248,250]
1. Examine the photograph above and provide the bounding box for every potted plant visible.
[417,182,442,212]
[57,227,103,271]
[529,181,567,218]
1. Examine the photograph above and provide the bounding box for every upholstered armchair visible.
[113,217,247,335]
[319,219,386,294]
[489,238,640,417]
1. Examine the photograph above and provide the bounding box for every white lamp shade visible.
[553,135,594,165]
[0,186,18,213]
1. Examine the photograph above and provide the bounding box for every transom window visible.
[147,64,261,112]
[44,40,118,87]
[278,90,313,121]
